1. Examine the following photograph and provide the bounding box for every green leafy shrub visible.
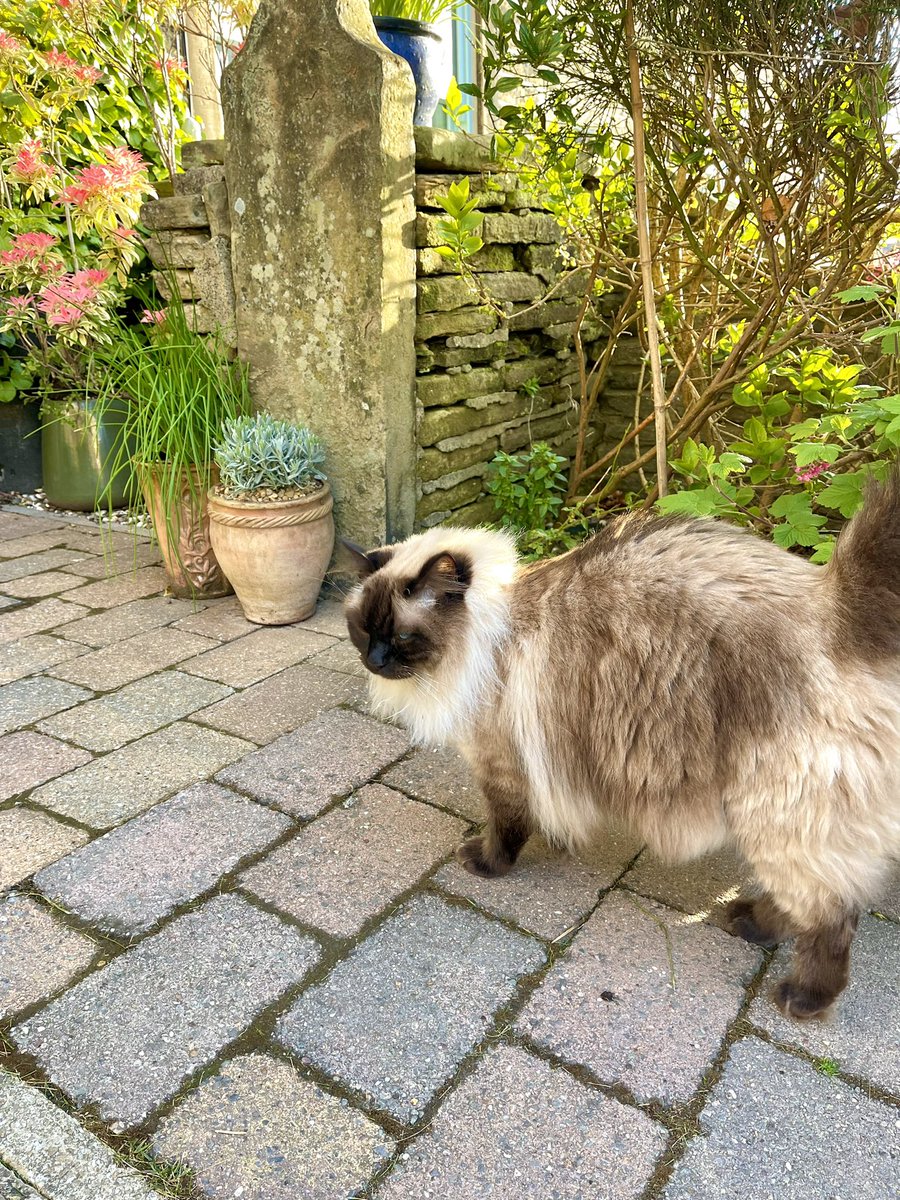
[487,441,590,558]
[214,412,326,496]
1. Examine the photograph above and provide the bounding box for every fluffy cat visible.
[343,472,900,1020]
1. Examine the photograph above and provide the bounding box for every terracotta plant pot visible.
[207,484,335,624]
[137,462,233,599]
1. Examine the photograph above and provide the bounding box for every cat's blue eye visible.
[396,630,413,641]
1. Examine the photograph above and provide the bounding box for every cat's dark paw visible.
[726,899,780,949]
[457,836,511,879]
[772,978,834,1022]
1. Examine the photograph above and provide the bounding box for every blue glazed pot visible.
[374,16,450,126]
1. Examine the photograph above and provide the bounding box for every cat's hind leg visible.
[773,906,860,1020]
[726,892,793,949]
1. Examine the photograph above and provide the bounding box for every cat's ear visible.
[410,551,471,596]
[340,539,393,577]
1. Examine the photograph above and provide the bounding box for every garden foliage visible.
[214,412,326,496]
[451,1,900,558]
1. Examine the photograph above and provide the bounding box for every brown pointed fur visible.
[344,475,900,1020]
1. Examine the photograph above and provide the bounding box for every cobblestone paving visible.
[0,509,898,1199]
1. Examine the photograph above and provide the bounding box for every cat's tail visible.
[828,465,900,660]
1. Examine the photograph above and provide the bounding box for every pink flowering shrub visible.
[0,0,190,395]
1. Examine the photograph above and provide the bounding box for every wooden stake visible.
[625,0,668,497]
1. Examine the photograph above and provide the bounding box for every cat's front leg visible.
[458,775,532,879]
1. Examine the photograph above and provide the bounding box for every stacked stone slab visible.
[413,128,639,528]
[141,140,235,345]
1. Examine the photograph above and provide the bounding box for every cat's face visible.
[343,542,472,680]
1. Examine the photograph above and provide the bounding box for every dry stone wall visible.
[141,140,236,346]
[142,129,640,536]
[413,129,638,528]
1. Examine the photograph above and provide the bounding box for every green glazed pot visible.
[41,397,135,511]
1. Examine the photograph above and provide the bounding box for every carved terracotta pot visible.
[207,484,334,625]
[137,462,233,599]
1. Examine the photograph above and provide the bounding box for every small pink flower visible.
[141,309,166,325]
[71,267,109,288]
[73,65,102,85]
[44,49,79,71]
[794,461,829,483]
[0,31,21,56]
[150,57,187,74]
[1,232,62,266]
[17,232,59,251]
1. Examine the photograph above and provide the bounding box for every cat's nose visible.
[366,641,391,670]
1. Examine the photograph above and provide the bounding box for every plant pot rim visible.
[373,15,442,39]
[207,481,332,511]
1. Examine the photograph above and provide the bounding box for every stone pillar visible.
[221,0,418,547]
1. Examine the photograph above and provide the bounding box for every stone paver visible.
[0,1163,41,1199]
[171,594,257,642]
[38,671,232,752]
[663,1039,900,1200]
[0,598,90,645]
[516,890,760,1105]
[435,832,640,939]
[0,550,90,583]
[382,745,482,821]
[12,895,319,1127]
[0,732,92,801]
[154,1054,391,1200]
[30,721,253,828]
[0,514,64,539]
[748,914,900,1095]
[0,677,91,735]
[242,784,466,936]
[276,893,545,1122]
[622,848,748,931]
[379,1045,667,1200]
[308,639,365,675]
[0,571,90,599]
[58,566,167,608]
[0,809,91,891]
[218,708,408,817]
[56,542,161,578]
[56,596,197,648]
[0,1069,157,1200]
[179,624,337,686]
[191,662,364,744]
[0,635,88,685]
[0,529,74,557]
[0,894,96,1018]
[36,784,291,935]
[48,627,217,691]
[298,596,351,638]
